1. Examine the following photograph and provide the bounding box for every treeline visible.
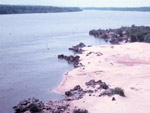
[83,7,150,12]
[0,4,82,14]
[89,25,150,44]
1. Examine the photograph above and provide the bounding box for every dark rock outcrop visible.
[85,80,125,97]
[58,54,80,67]
[65,85,85,101]
[13,80,125,113]
[58,42,86,68]
[69,42,86,53]
[13,98,45,113]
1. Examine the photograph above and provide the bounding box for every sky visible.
[0,0,150,7]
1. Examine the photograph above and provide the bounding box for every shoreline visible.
[56,42,150,113]
[13,42,150,113]
[57,42,150,93]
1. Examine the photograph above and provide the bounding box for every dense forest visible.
[84,7,150,12]
[0,4,82,14]
[89,25,150,44]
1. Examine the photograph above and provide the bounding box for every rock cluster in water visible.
[13,98,72,113]
[58,55,80,67]
[69,42,86,53]
[58,42,86,67]
[89,25,150,44]
[13,98,45,113]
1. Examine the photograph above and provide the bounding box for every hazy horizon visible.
[0,0,150,7]
[0,4,150,8]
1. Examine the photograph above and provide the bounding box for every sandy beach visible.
[57,42,150,113]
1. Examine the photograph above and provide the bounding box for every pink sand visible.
[57,42,150,113]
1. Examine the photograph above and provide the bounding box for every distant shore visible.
[83,7,150,12]
[1,5,150,15]
[0,4,82,14]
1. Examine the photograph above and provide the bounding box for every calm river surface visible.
[0,10,150,113]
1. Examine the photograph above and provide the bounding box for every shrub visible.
[112,87,125,97]
[101,82,109,89]
[65,91,73,97]
[29,103,41,112]
[144,33,150,43]
[73,109,88,113]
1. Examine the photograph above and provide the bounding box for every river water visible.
[0,10,150,113]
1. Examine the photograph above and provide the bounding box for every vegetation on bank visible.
[83,7,150,12]
[14,79,125,112]
[0,4,82,14]
[73,109,88,113]
[89,25,150,44]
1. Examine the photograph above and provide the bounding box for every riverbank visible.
[57,42,150,113]
[13,42,150,113]
[0,5,82,14]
